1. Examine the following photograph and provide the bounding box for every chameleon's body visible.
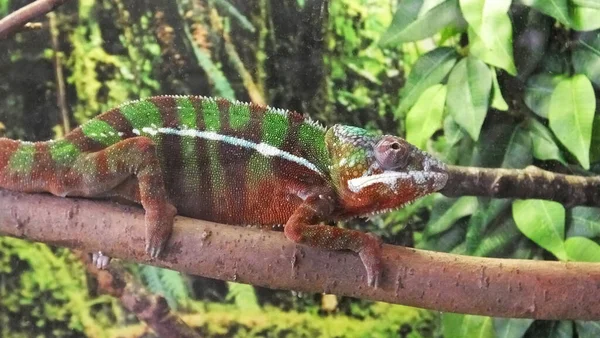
[0,95,447,286]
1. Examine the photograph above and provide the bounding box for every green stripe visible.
[176,96,197,129]
[298,123,328,171]
[228,103,251,130]
[8,143,35,174]
[49,140,80,166]
[261,111,288,146]
[176,96,200,192]
[120,100,163,129]
[201,99,221,131]
[80,120,122,146]
[199,99,226,198]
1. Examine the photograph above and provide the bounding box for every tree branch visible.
[442,165,600,207]
[0,0,71,40]
[1,188,600,320]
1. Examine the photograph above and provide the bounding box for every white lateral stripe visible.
[133,127,323,176]
[347,171,437,193]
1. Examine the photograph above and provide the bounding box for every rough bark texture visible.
[442,165,600,207]
[1,188,600,320]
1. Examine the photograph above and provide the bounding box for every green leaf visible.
[447,56,492,140]
[565,237,600,262]
[425,196,479,236]
[379,0,463,45]
[573,31,600,87]
[576,321,600,338]
[396,47,458,115]
[406,84,447,149]
[494,318,534,338]
[461,0,516,74]
[592,116,600,163]
[526,118,567,164]
[567,206,600,238]
[571,3,600,31]
[521,0,570,27]
[226,282,260,311]
[443,313,495,338]
[512,199,567,260]
[466,199,511,254]
[524,74,565,118]
[490,67,508,111]
[549,75,596,169]
[472,217,522,257]
[549,321,574,338]
[501,125,533,169]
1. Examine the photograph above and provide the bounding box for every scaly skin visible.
[0,96,448,286]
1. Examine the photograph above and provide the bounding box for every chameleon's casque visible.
[0,96,447,286]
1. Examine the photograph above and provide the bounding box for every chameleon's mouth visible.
[347,170,448,193]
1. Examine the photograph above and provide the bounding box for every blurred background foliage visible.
[1,0,600,337]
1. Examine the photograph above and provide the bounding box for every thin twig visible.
[0,0,71,40]
[2,188,600,320]
[83,260,201,338]
[49,12,70,133]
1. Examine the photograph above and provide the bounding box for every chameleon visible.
[0,96,448,286]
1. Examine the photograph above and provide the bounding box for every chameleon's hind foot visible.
[91,251,111,269]
[145,202,177,259]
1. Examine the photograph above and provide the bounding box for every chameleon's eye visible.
[374,136,411,170]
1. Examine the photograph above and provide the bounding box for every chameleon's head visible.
[325,125,448,217]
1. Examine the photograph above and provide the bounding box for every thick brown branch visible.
[442,165,600,207]
[0,0,71,39]
[1,188,600,320]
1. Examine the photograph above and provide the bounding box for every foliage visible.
[378,0,600,336]
[139,265,190,309]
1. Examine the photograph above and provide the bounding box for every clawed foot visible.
[358,232,383,288]
[145,202,176,259]
[91,251,111,269]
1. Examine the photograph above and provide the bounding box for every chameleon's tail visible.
[0,138,54,193]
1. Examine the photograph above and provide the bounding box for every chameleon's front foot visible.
[145,202,177,258]
[358,232,383,287]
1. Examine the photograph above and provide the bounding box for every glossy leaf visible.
[591,116,600,163]
[447,56,492,141]
[443,313,495,338]
[425,196,479,236]
[571,4,600,31]
[549,75,595,169]
[549,321,574,338]
[526,118,567,165]
[466,199,511,254]
[567,206,600,238]
[512,199,567,261]
[490,67,508,111]
[406,84,447,149]
[396,47,457,115]
[473,218,522,257]
[494,318,534,338]
[520,0,570,27]
[379,0,462,45]
[461,0,516,74]
[565,237,600,262]
[573,31,600,87]
[576,321,600,338]
[501,125,532,169]
[524,74,564,119]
